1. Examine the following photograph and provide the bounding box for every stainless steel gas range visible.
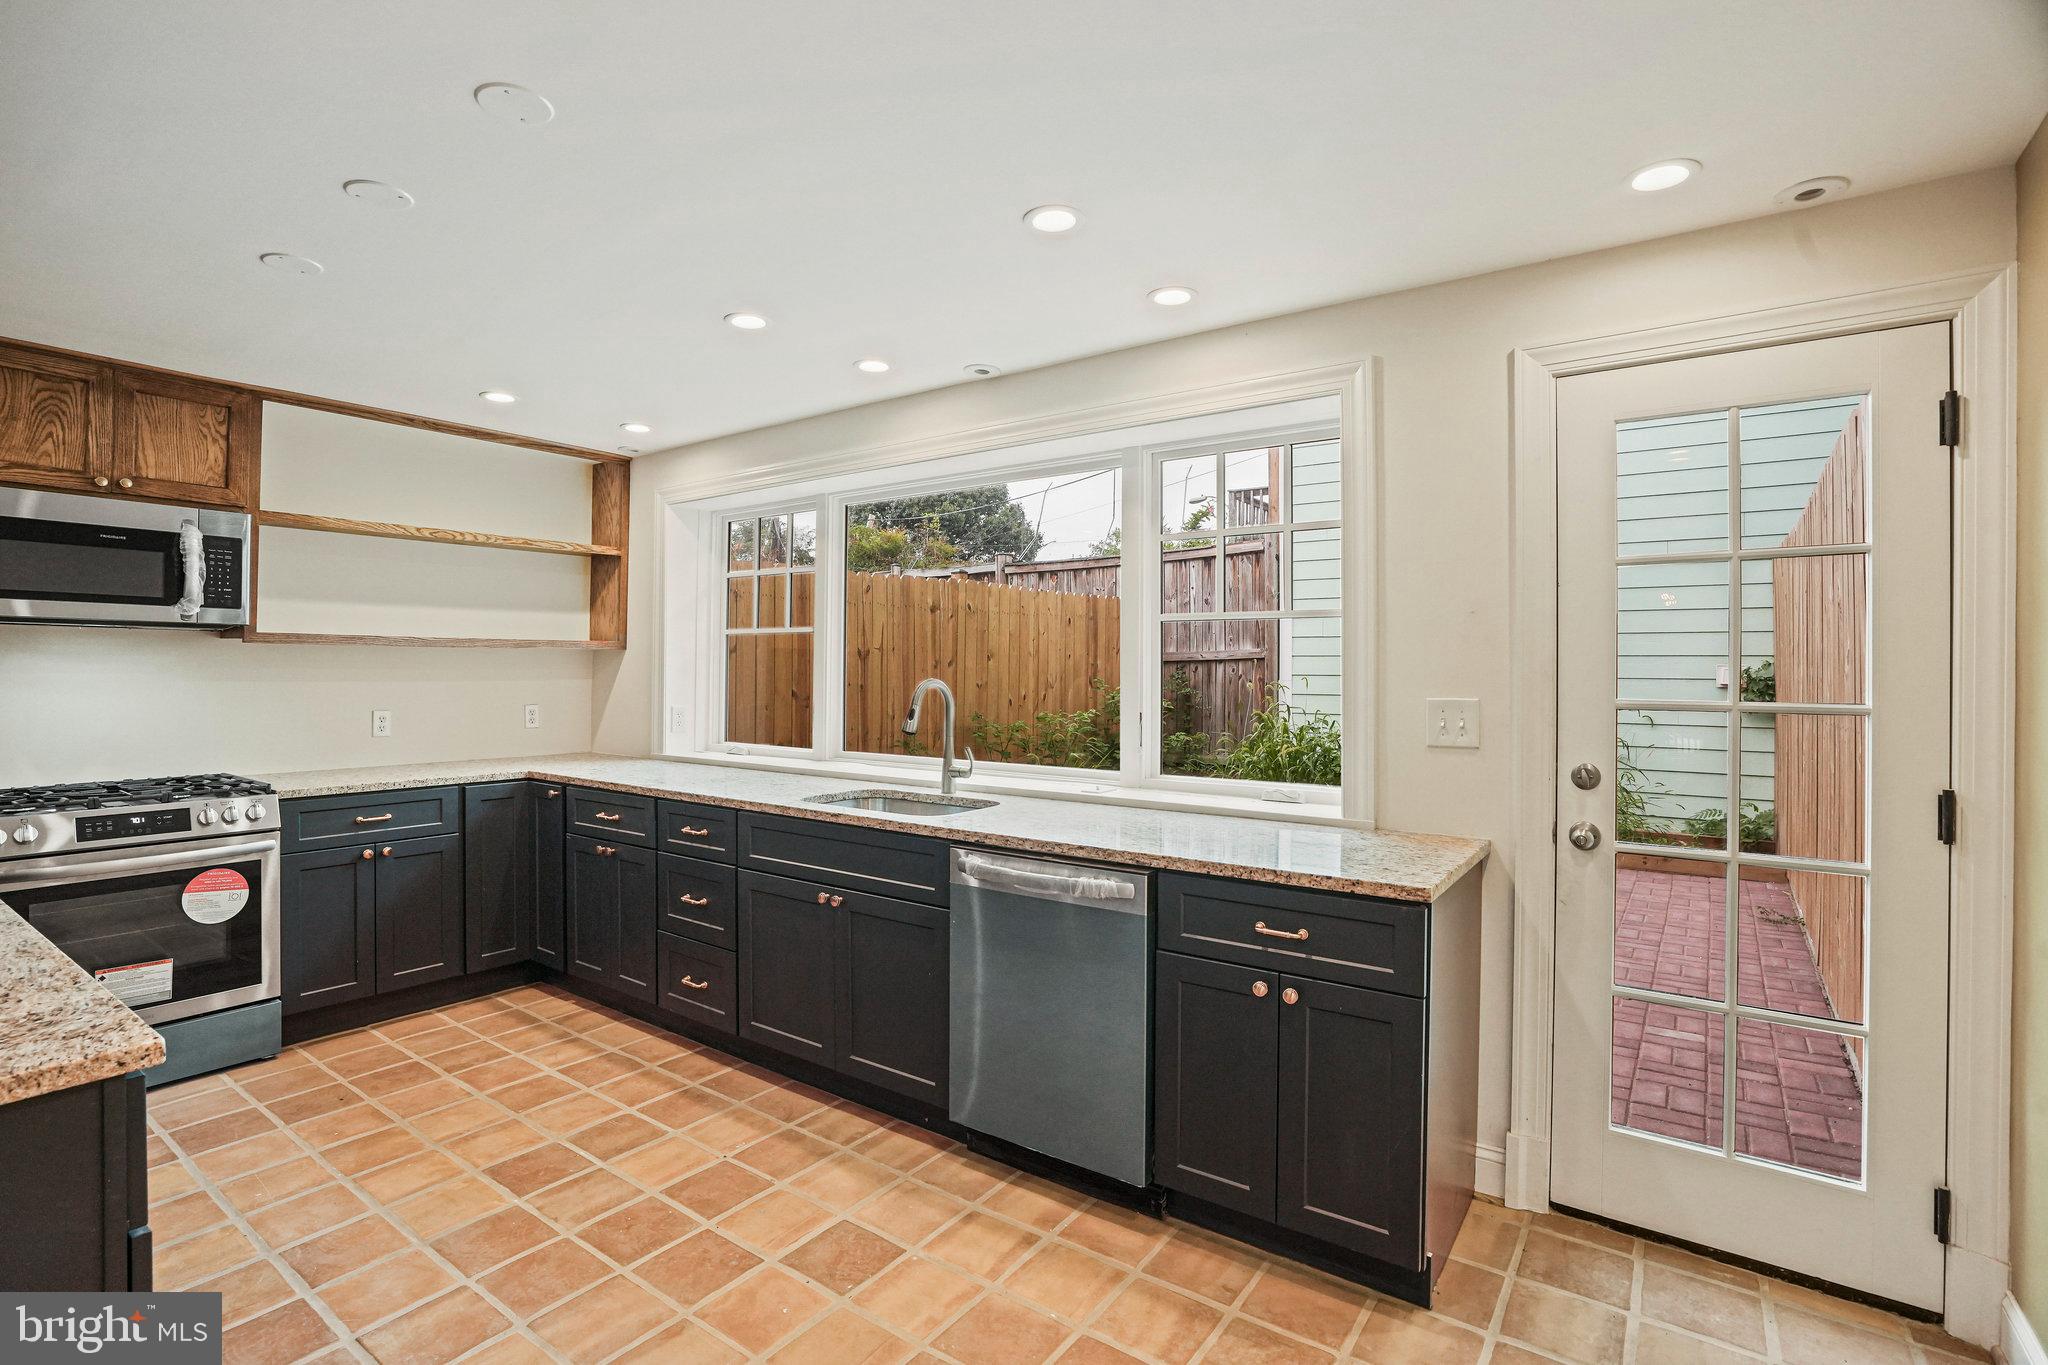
[0,774,282,1085]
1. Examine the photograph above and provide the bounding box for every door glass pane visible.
[1613,998,1724,1151]
[1737,866,1865,1026]
[1749,714,1865,863]
[1735,1018,1863,1181]
[1614,857,1726,1003]
[1161,456,1216,535]
[1223,447,1279,527]
[1617,561,1731,702]
[1289,439,1342,522]
[1223,534,1280,612]
[1617,409,1730,555]
[1618,708,1730,849]
[1741,555,1868,704]
[1739,396,1867,549]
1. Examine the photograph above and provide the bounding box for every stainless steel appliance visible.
[0,774,282,1085]
[0,485,249,628]
[949,848,1150,1187]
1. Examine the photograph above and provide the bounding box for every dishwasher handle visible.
[952,849,1145,908]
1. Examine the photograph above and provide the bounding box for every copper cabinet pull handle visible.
[1253,921,1309,941]
[1252,980,1269,998]
[677,825,710,837]
[354,813,394,825]
[816,891,830,904]
[544,788,561,798]
[679,893,710,907]
[679,976,710,991]
[359,849,373,860]
[829,894,844,908]
[593,811,624,822]
[1282,987,1300,1005]
[595,845,617,856]
[380,846,393,857]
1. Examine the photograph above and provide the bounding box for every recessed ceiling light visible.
[619,422,652,435]
[1776,176,1850,207]
[342,178,415,209]
[724,312,768,330]
[963,363,1003,379]
[1147,285,1196,307]
[1023,204,1080,233]
[1628,160,1699,192]
[259,252,323,276]
[473,82,555,126]
[479,390,517,404]
[855,359,891,374]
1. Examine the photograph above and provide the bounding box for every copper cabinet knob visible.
[829,894,844,907]
[816,891,830,904]
[380,846,393,857]
[1282,987,1300,1005]
[1252,980,1269,998]
[359,848,373,860]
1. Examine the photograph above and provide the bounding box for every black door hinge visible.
[1937,789,1957,845]
[1934,1186,1952,1243]
[1938,391,1961,448]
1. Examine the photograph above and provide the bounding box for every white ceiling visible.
[2,2,2043,454]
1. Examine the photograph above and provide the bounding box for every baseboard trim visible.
[1504,1129,1550,1211]
[2005,1293,2046,1365]
[1473,1142,1506,1200]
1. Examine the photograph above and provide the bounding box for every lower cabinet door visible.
[374,833,465,993]
[566,835,657,1003]
[532,783,566,968]
[658,933,737,1034]
[281,847,376,1014]
[463,783,533,972]
[1275,974,1426,1268]
[1154,951,1279,1219]
[835,890,948,1106]
[736,872,834,1066]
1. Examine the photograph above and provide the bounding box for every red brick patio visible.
[1610,867,1864,1179]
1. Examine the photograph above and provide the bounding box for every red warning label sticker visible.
[182,867,250,924]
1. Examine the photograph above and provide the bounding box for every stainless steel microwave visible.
[0,485,249,628]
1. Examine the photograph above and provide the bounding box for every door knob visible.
[1570,762,1602,790]
[1568,822,1602,851]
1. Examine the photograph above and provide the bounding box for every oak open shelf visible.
[232,629,623,649]
[257,510,622,558]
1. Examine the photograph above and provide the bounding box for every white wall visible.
[595,168,2018,1179]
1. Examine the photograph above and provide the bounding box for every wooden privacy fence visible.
[1773,401,1868,1028]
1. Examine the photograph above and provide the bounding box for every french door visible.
[1550,323,1953,1309]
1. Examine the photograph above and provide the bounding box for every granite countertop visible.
[261,753,1489,903]
[0,899,165,1105]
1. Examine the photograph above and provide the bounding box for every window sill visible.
[661,748,1362,828]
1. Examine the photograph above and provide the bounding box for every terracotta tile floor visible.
[145,984,1984,1364]
[1611,868,1864,1178]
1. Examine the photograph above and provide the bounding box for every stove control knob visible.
[245,802,267,822]
[196,807,216,826]
[11,825,36,845]
[220,805,241,824]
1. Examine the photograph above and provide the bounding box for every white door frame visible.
[1505,268,2016,1343]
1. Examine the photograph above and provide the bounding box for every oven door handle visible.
[175,520,207,620]
[0,838,279,892]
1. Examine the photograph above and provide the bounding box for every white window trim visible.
[655,360,1378,827]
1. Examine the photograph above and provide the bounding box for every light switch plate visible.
[1426,698,1480,749]
[524,704,541,729]
[371,709,393,738]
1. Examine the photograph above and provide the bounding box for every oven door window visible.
[10,856,266,1009]
[0,514,179,605]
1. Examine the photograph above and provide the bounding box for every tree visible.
[850,486,1044,567]
[845,521,963,573]
[1086,526,1122,558]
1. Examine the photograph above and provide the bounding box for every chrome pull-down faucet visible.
[903,678,975,796]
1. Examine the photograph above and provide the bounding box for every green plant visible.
[1683,801,1777,853]
[967,679,1121,770]
[1210,684,1341,785]
[1614,716,1666,844]
[1740,658,1776,703]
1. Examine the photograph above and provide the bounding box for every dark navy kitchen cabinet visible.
[566,833,657,1003]
[1153,951,1278,1219]
[281,843,377,1014]
[373,832,465,993]
[735,870,836,1066]
[531,782,566,968]
[464,782,534,973]
[835,889,948,1105]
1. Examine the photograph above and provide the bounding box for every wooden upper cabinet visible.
[110,370,256,506]
[0,342,113,491]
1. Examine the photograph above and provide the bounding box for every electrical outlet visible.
[524,704,541,729]
[371,709,393,739]
[670,707,688,733]
[1426,698,1479,749]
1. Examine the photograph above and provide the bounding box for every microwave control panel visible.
[76,808,193,843]
[201,536,243,609]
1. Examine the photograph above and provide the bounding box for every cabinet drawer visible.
[658,934,736,1035]
[567,787,655,846]
[281,787,460,854]
[659,853,736,948]
[1159,873,1426,997]
[740,813,948,907]
[660,800,736,862]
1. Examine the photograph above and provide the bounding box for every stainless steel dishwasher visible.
[949,848,1150,1187]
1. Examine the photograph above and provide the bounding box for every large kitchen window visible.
[680,393,1361,817]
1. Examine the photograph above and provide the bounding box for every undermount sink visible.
[807,788,997,817]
